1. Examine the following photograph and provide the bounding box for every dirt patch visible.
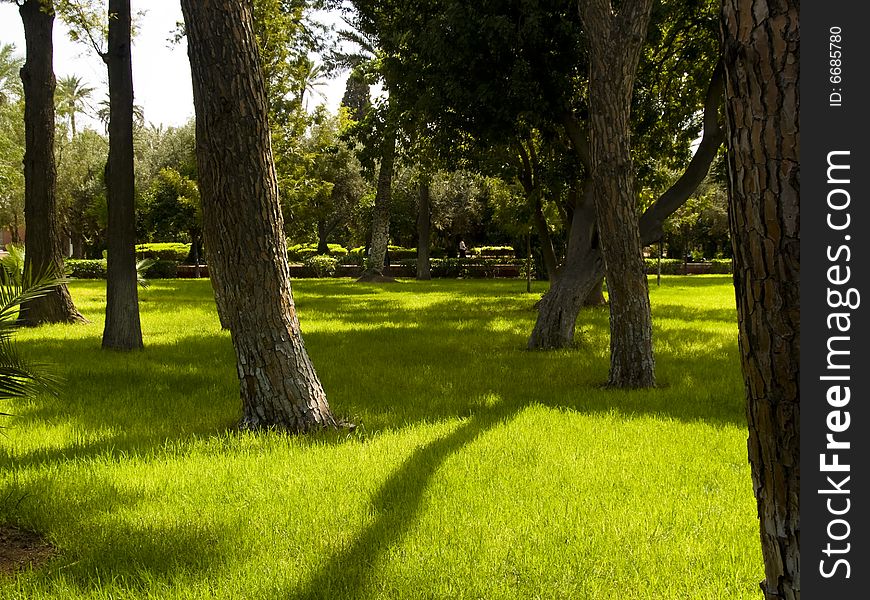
[0,525,55,575]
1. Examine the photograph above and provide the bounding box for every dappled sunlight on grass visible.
[0,276,762,599]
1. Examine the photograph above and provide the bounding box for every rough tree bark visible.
[528,65,724,350]
[181,0,337,432]
[17,0,86,326]
[359,121,397,281]
[101,0,142,350]
[416,180,432,280]
[721,1,800,598]
[578,0,655,387]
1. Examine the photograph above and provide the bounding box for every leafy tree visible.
[15,0,86,325]
[286,108,369,252]
[181,0,337,431]
[55,127,108,258]
[0,43,24,104]
[0,56,25,241]
[351,0,723,361]
[140,167,202,270]
[722,0,799,596]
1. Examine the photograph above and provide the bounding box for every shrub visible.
[135,243,190,262]
[346,246,417,260]
[142,259,179,279]
[470,245,515,258]
[287,243,348,261]
[304,255,339,278]
[644,258,685,275]
[709,259,733,274]
[66,259,107,279]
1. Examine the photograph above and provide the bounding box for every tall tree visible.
[17,0,86,326]
[100,0,141,349]
[180,0,337,432]
[578,0,656,388]
[721,0,799,597]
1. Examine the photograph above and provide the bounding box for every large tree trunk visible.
[360,122,397,280]
[101,0,142,350]
[17,0,86,326]
[528,65,724,350]
[580,0,655,388]
[181,0,336,432]
[528,181,602,349]
[416,180,432,280]
[722,1,800,598]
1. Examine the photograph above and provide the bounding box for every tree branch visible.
[638,62,724,244]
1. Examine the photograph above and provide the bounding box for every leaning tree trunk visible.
[722,1,800,598]
[416,180,432,280]
[101,0,142,350]
[360,122,397,280]
[181,0,336,432]
[528,64,724,350]
[17,0,86,326]
[580,0,655,388]
[528,181,602,349]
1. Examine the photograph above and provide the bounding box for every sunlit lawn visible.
[0,275,762,599]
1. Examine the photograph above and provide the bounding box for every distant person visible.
[458,239,467,258]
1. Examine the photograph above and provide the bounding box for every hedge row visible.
[643,258,732,274]
[66,259,180,279]
[134,243,190,262]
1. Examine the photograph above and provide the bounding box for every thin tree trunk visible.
[722,1,800,597]
[416,180,432,280]
[361,122,397,280]
[580,0,655,388]
[316,221,330,255]
[101,0,142,350]
[532,196,558,280]
[17,0,86,326]
[181,0,336,432]
[529,64,724,350]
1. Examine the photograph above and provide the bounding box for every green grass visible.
[1,276,762,599]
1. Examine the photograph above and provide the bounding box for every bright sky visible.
[0,2,346,130]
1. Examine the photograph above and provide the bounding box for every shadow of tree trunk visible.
[295,403,518,599]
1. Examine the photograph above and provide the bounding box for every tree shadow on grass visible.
[288,402,520,600]
[6,284,745,471]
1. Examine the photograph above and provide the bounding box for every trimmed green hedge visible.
[66,258,180,279]
[66,259,107,279]
[470,246,515,258]
[287,243,348,261]
[643,258,732,274]
[135,243,190,262]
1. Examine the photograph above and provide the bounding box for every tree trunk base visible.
[528,255,602,350]
[18,288,89,327]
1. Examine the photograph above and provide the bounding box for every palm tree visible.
[295,57,327,111]
[96,95,144,133]
[56,74,95,138]
[0,43,24,105]
[0,265,61,408]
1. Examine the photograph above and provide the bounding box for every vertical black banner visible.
[801,3,869,597]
